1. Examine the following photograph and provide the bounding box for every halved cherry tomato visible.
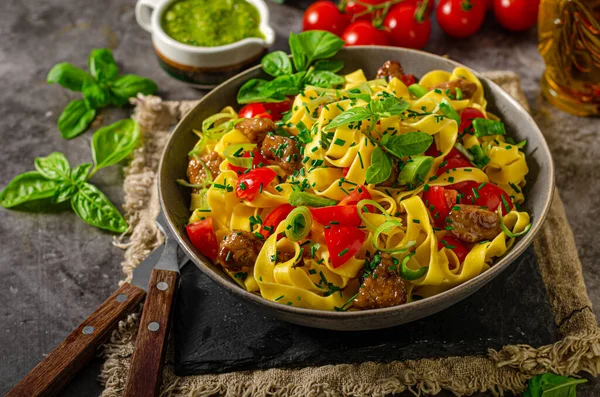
[235,168,277,201]
[186,218,219,260]
[324,225,366,268]
[383,4,431,50]
[423,185,450,227]
[303,1,350,36]
[401,74,417,86]
[262,98,293,121]
[459,107,485,135]
[342,21,390,46]
[260,204,294,238]
[438,235,469,263]
[436,0,486,38]
[425,144,470,161]
[437,156,473,176]
[311,206,361,227]
[449,181,513,215]
[228,149,270,175]
[239,103,272,120]
[338,185,375,212]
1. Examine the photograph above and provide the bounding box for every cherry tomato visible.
[425,145,470,161]
[437,156,473,176]
[228,149,270,175]
[303,1,350,36]
[324,225,366,268]
[262,98,293,121]
[338,185,371,205]
[450,181,514,215]
[342,21,390,46]
[342,167,350,177]
[345,0,387,22]
[186,218,219,260]
[436,0,486,38]
[311,206,361,227]
[423,186,451,227]
[235,168,277,201]
[483,0,494,10]
[383,4,431,50]
[401,74,417,86]
[459,107,486,135]
[438,235,469,263]
[239,103,272,120]
[493,0,539,31]
[260,204,294,238]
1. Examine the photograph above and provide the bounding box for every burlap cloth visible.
[99,72,600,396]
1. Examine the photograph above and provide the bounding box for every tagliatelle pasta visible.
[182,60,531,312]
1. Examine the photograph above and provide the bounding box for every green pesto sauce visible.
[161,0,264,47]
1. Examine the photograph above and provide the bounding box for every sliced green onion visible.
[399,252,428,280]
[372,220,415,254]
[439,100,461,124]
[453,142,475,161]
[497,207,532,238]
[398,156,433,186]
[408,84,428,98]
[356,199,392,230]
[202,113,243,140]
[515,139,527,149]
[188,131,208,158]
[289,191,338,207]
[468,144,490,168]
[223,143,256,168]
[473,118,506,137]
[176,179,209,189]
[284,206,312,242]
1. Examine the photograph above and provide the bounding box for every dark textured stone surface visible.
[175,247,558,375]
[0,0,598,395]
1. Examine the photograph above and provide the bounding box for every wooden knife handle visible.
[123,268,179,397]
[7,282,145,397]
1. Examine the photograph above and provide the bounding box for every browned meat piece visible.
[447,204,501,243]
[260,133,302,175]
[187,152,222,192]
[376,60,405,82]
[379,160,400,187]
[217,231,264,270]
[431,79,478,99]
[235,117,275,143]
[353,253,407,310]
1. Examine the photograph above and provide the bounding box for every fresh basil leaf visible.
[82,78,111,109]
[261,51,293,77]
[110,74,158,106]
[72,162,93,183]
[326,107,374,131]
[523,373,587,397]
[381,132,433,158]
[264,73,303,96]
[366,147,392,184]
[289,31,345,71]
[313,59,344,73]
[370,96,409,117]
[91,119,140,171]
[57,99,97,140]
[71,182,128,233]
[53,181,78,204]
[238,78,281,104]
[0,171,60,208]
[304,71,345,88]
[88,48,119,82]
[34,152,71,180]
[47,62,92,92]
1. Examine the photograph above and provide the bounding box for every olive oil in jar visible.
[538,0,600,116]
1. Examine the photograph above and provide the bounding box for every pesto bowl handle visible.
[136,0,161,33]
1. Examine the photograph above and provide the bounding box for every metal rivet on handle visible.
[116,294,128,302]
[156,282,169,291]
[82,326,94,335]
[148,322,160,332]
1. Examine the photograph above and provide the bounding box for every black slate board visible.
[174,246,558,376]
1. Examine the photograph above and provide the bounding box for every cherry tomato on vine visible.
[342,21,390,46]
[494,0,539,31]
[382,4,431,50]
[344,0,387,22]
[303,1,349,36]
[436,0,486,38]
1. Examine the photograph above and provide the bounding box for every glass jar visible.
[538,0,600,116]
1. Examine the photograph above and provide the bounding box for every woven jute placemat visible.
[99,72,600,396]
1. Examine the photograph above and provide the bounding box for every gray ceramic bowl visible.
[159,47,555,331]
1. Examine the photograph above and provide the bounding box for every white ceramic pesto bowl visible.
[135,0,275,88]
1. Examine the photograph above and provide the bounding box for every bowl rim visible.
[158,46,555,320]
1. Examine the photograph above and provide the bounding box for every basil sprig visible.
[523,373,587,397]
[0,119,139,233]
[48,49,157,139]
[237,31,346,104]
[326,95,410,132]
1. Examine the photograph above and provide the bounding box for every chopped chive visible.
[338,248,349,257]
[275,295,284,301]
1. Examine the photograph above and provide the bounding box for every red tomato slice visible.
[338,185,375,212]
[310,206,361,227]
[235,168,277,201]
[260,204,294,238]
[401,74,417,86]
[186,218,219,260]
[437,156,473,176]
[324,225,366,268]
[423,185,451,227]
[239,103,273,120]
[459,107,485,135]
[449,181,514,215]
[438,235,469,263]
[228,149,270,175]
